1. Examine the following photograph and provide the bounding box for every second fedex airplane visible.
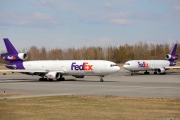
[0,38,120,82]
[123,44,180,75]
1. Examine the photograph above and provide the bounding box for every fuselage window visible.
[125,63,130,65]
[110,64,118,67]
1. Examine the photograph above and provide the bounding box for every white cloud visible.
[111,18,133,25]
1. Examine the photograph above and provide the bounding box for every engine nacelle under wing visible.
[45,72,60,80]
[157,68,165,73]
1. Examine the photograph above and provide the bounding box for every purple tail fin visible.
[1,38,26,69]
[1,38,27,62]
[170,44,177,56]
[166,44,178,66]
[3,38,18,54]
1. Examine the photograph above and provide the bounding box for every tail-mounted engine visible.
[165,54,178,60]
[1,53,28,61]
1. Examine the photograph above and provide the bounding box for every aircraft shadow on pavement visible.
[65,79,117,82]
[0,79,38,83]
[124,72,180,76]
[0,78,117,83]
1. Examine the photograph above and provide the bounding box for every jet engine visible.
[45,72,60,80]
[72,75,85,78]
[157,68,165,73]
[1,53,28,61]
[18,53,28,60]
[165,54,178,60]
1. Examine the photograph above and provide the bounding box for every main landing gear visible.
[39,75,65,81]
[39,78,47,81]
[154,71,157,74]
[100,76,104,82]
[57,75,65,81]
[144,71,150,75]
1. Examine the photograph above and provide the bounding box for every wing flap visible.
[149,66,180,70]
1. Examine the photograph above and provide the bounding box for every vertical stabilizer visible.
[165,44,178,66]
[1,38,28,62]
[3,38,18,54]
[1,38,27,69]
[170,44,177,56]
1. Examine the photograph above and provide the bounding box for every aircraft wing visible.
[165,66,180,69]
[0,69,65,73]
[150,66,180,70]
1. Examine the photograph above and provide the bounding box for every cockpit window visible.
[125,63,130,65]
[110,64,118,67]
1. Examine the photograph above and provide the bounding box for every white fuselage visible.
[123,60,170,72]
[22,60,120,76]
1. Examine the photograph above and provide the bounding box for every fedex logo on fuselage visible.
[138,62,148,67]
[7,56,16,60]
[71,62,93,71]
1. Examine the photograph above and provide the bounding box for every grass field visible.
[0,95,180,120]
[0,66,6,69]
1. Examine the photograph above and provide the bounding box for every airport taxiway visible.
[0,71,180,98]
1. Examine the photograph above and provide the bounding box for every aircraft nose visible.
[123,65,128,70]
[117,66,120,71]
[118,66,121,71]
[114,66,120,72]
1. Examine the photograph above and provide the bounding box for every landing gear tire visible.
[61,77,65,81]
[154,71,157,74]
[100,78,104,82]
[144,71,150,75]
[131,73,133,76]
[100,76,104,82]
[39,78,48,81]
[57,77,65,81]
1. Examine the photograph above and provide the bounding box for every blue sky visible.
[0,0,180,51]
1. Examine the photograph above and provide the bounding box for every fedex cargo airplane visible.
[123,44,180,75]
[0,38,120,82]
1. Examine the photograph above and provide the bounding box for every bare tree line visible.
[0,41,180,63]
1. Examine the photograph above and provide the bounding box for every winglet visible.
[3,38,18,54]
[170,44,177,55]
